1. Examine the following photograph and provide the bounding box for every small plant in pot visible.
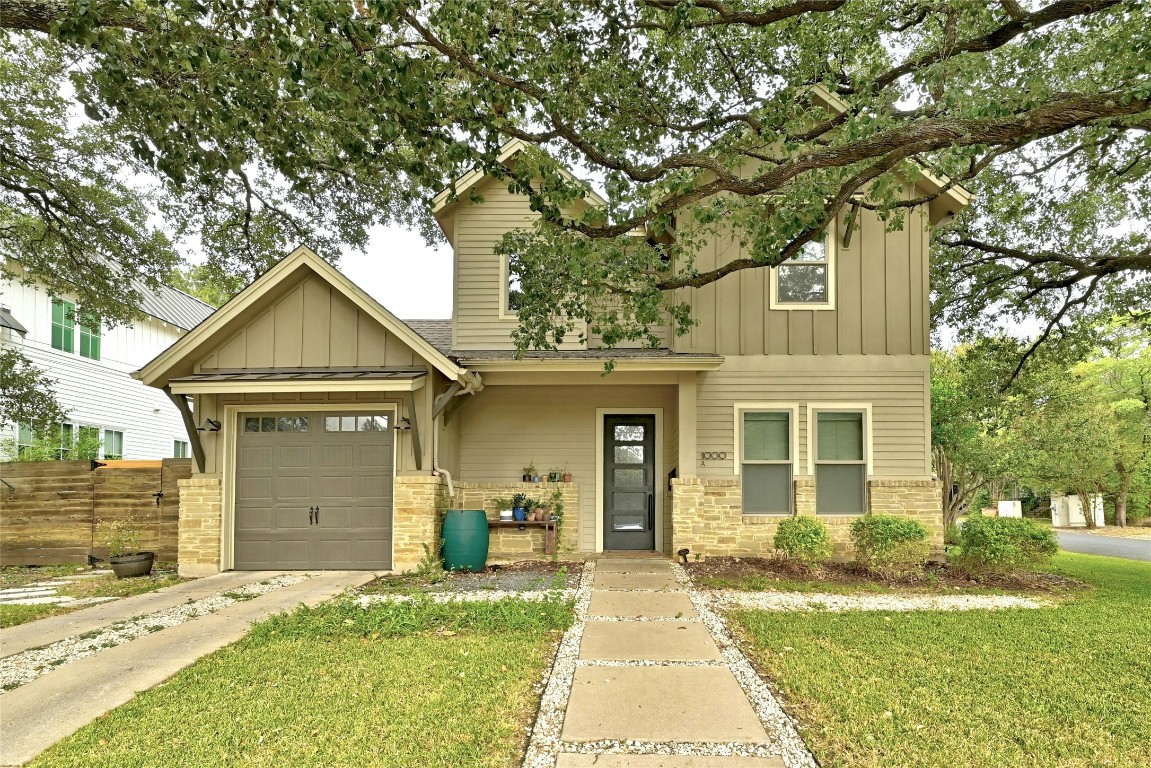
[562,465,572,483]
[522,461,536,483]
[491,496,515,522]
[532,500,549,521]
[96,518,155,578]
[510,492,531,521]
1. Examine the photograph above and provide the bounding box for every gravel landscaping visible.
[0,574,308,693]
[710,590,1048,612]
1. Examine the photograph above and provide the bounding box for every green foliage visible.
[0,348,68,434]
[165,262,246,307]
[510,493,530,510]
[850,515,930,578]
[94,518,143,557]
[951,515,1060,576]
[548,487,567,554]
[773,516,833,568]
[1,423,102,462]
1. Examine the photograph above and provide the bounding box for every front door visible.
[603,415,656,551]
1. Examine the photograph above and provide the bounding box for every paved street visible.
[1055,531,1151,562]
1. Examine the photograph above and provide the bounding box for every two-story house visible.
[1,262,214,460]
[136,140,967,576]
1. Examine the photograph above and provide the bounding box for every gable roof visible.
[431,138,609,215]
[135,246,471,388]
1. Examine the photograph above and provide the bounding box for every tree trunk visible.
[1114,473,1132,528]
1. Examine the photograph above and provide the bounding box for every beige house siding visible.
[454,383,678,553]
[195,274,425,371]
[693,355,931,480]
[677,201,930,357]
[450,176,584,351]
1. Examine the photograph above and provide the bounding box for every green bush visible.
[850,514,930,578]
[951,515,1059,575]
[773,516,833,567]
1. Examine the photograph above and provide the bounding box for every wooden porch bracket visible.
[164,386,206,474]
[403,389,423,470]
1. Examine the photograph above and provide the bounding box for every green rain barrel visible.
[441,509,490,572]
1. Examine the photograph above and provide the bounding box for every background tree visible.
[166,263,247,308]
[1,0,1148,354]
[0,347,68,432]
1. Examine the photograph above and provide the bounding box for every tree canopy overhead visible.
[2,0,1148,349]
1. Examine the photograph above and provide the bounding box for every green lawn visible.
[29,596,573,768]
[733,553,1151,768]
[0,565,184,628]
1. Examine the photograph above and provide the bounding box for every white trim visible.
[595,408,664,554]
[769,226,838,311]
[221,402,399,572]
[732,402,800,476]
[805,402,874,476]
[171,378,426,395]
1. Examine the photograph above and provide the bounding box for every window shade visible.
[817,412,863,461]
[743,411,789,461]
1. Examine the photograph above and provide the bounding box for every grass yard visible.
[29,596,573,768]
[0,565,183,628]
[733,553,1151,768]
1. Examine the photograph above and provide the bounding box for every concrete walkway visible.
[530,555,814,768]
[0,570,374,767]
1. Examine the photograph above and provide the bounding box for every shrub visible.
[773,516,833,567]
[951,515,1059,575]
[850,514,930,578]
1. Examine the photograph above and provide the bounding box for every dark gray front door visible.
[234,412,393,570]
[603,415,656,551]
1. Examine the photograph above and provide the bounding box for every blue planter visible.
[512,507,527,521]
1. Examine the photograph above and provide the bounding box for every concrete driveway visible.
[1055,531,1151,562]
[0,570,375,767]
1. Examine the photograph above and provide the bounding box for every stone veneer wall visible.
[393,475,449,572]
[671,477,943,559]
[177,477,223,577]
[452,482,580,559]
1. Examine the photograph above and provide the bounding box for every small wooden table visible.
[488,519,558,555]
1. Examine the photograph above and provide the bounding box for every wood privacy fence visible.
[0,459,192,565]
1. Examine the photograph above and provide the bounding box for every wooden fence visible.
[0,459,192,565]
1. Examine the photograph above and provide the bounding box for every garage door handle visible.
[315,506,320,524]
[308,506,314,525]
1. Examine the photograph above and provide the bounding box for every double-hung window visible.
[738,409,793,514]
[173,440,190,458]
[770,231,835,310]
[103,430,124,460]
[51,300,75,352]
[814,410,867,514]
[79,317,101,360]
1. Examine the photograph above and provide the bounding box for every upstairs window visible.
[51,300,75,352]
[79,317,101,360]
[505,255,522,315]
[770,231,836,310]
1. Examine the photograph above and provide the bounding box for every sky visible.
[337,226,454,320]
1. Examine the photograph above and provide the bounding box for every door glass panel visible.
[612,514,645,531]
[614,445,644,464]
[244,417,260,433]
[340,416,356,432]
[261,417,276,432]
[614,468,646,487]
[614,425,645,441]
[613,492,647,511]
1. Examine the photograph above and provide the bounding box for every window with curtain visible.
[51,300,75,352]
[815,411,866,514]
[741,410,792,514]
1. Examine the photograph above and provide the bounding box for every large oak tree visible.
[1,0,1148,353]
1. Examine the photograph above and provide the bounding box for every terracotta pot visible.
[533,509,546,521]
[563,473,572,483]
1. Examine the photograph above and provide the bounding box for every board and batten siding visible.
[455,384,677,553]
[1,274,194,459]
[450,176,585,351]
[195,274,424,371]
[694,356,931,479]
[676,200,931,357]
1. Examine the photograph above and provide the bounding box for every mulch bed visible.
[686,556,1085,594]
[363,559,580,593]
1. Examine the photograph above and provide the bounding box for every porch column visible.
[677,371,697,478]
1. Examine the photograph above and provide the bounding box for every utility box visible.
[997,500,1023,518]
[1051,494,1104,527]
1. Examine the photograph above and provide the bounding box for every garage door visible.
[234,412,393,569]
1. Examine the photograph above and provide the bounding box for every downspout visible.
[430,374,483,498]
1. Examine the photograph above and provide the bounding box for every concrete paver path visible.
[536,555,812,767]
[0,570,373,767]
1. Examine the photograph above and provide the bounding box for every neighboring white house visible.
[1,262,214,460]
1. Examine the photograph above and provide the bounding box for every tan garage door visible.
[234,412,393,569]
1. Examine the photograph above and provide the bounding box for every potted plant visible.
[562,466,573,483]
[548,467,562,483]
[96,518,154,578]
[511,492,530,522]
[522,461,535,483]
[533,500,549,521]
[491,496,514,521]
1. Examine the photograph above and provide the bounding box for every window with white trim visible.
[173,440,189,458]
[16,423,34,459]
[814,411,867,514]
[506,255,522,314]
[103,429,124,460]
[739,410,793,514]
[770,231,835,309]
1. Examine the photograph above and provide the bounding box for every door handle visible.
[309,506,314,525]
[315,506,320,525]
[648,493,654,530]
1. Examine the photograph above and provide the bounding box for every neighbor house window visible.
[51,300,75,352]
[17,423,34,459]
[103,429,124,460]
[173,440,189,458]
[79,317,101,360]
[77,426,100,460]
[739,409,793,514]
[58,422,74,459]
[505,255,522,314]
[770,231,835,310]
[814,411,867,514]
